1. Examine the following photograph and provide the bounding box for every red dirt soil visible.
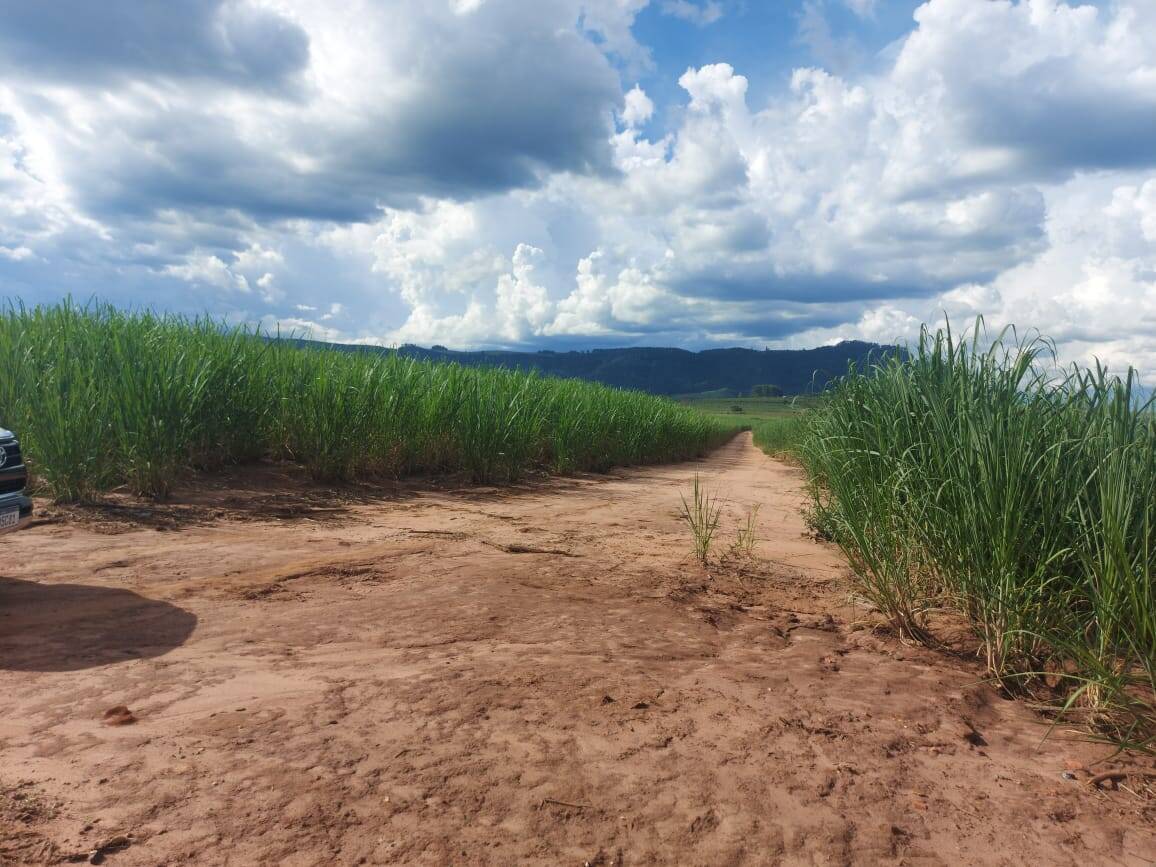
[1,433,1153,866]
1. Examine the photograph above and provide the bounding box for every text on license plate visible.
[0,508,19,530]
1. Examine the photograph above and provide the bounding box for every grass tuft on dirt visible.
[678,474,723,563]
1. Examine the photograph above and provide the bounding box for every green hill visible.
[287,339,899,396]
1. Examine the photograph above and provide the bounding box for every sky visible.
[1,0,1155,372]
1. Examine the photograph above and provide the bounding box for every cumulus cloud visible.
[164,253,252,294]
[0,0,635,235]
[358,0,1156,373]
[896,0,1156,177]
[2,0,1156,376]
[621,86,656,128]
[0,244,33,261]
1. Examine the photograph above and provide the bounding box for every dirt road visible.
[1,433,1152,865]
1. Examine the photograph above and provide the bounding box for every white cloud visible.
[620,85,654,128]
[0,244,33,261]
[0,0,638,236]
[789,172,1156,375]
[2,0,1156,376]
[452,0,487,14]
[305,0,1156,369]
[494,244,554,341]
[164,253,251,293]
[661,1,724,26]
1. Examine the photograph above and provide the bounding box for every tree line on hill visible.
[287,338,902,397]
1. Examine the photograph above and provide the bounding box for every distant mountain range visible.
[291,338,901,396]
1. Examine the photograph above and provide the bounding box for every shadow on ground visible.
[0,576,197,672]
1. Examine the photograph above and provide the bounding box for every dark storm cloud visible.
[0,0,310,90]
[1,0,622,227]
[340,61,619,198]
[535,301,851,349]
[65,109,382,223]
[668,268,951,304]
[966,75,1156,174]
[331,0,622,200]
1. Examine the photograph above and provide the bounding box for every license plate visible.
[0,508,19,530]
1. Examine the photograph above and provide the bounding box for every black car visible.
[0,426,32,534]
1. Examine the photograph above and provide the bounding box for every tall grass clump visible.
[679,474,723,563]
[734,503,760,556]
[0,301,740,499]
[800,319,1156,752]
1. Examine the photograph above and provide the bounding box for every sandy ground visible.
[1,433,1153,866]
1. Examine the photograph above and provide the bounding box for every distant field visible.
[679,395,817,458]
[678,395,820,423]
